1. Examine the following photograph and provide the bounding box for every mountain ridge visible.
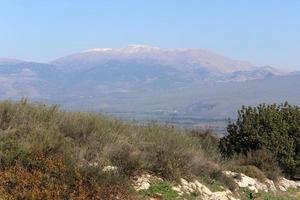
[52,45,255,73]
[0,45,298,125]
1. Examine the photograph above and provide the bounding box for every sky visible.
[0,0,300,70]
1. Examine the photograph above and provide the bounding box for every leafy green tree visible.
[220,102,300,178]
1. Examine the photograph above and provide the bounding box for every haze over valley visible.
[1,45,299,130]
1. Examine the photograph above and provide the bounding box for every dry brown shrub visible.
[227,149,282,181]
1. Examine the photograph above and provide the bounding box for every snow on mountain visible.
[52,45,255,74]
[0,45,296,122]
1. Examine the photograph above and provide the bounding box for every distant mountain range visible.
[1,45,299,126]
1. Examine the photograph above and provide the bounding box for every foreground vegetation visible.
[0,100,299,199]
[0,100,224,199]
[220,103,300,179]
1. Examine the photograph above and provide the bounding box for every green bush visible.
[220,102,300,178]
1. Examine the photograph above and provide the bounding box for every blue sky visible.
[0,0,300,70]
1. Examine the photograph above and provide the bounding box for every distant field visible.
[103,111,228,135]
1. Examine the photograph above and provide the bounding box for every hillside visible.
[0,100,299,199]
[0,46,297,128]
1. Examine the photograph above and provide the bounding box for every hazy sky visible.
[0,0,300,70]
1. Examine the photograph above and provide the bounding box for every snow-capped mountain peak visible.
[123,44,160,52]
[83,48,113,53]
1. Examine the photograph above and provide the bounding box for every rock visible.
[210,190,239,200]
[131,171,300,200]
[278,177,300,191]
[139,182,151,191]
[224,171,268,193]
[176,178,238,200]
[197,183,213,196]
[180,178,189,186]
[265,179,277,192]
[278,184,287,191]
[102,165,118,173]
[194,180,203,188]
[224,170,300,194]
[129,171,300,200]
[132,174,151,191]
[132,173,162,191]
[190,182,197,191]
[223,171,237,177]
[182,185,191,194]
[172,186,184,196]
[88,162,99,167]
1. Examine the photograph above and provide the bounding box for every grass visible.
[140,181,200,200]
[141,181,179,200]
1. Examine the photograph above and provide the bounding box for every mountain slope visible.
[0,61,62,99]
[0,45,297,124]
[53,45,254,73]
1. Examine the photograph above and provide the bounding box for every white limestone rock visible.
[223,171,268,193]
[278,177,300,191]
[102,165,118,173]
[132,173,162,191]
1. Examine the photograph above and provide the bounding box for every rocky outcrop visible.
[174,178,239,200]
[131,173,238,200]
[277,177,300,191]
[223,171,269,193]
[224,171,300,193]
[102,166,300,200]
[102,165,118,173]
[132,174,163,191]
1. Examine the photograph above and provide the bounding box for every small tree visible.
[220,102,300,178]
